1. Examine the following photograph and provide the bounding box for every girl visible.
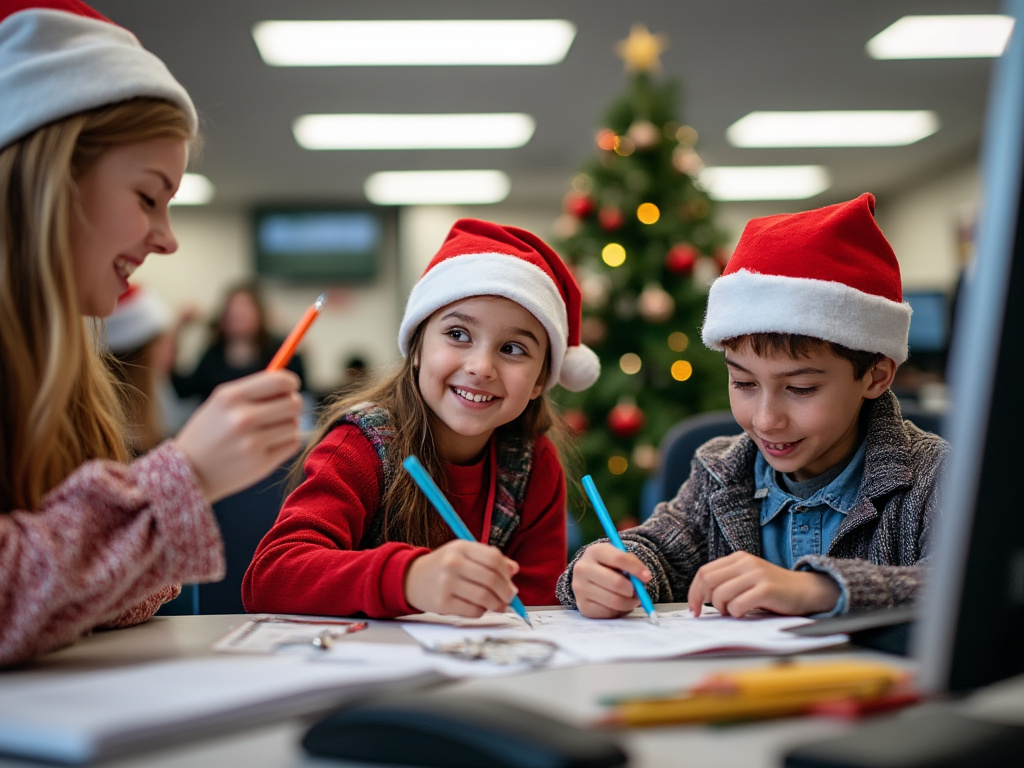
[0,0,302,666]
[243,219,600,619]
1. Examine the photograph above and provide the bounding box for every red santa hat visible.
[702,193,912,364]
[0,0,196,152]
[398,218,600,392]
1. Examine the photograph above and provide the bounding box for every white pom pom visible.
[558,344,601,392]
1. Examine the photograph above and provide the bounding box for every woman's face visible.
[221,291,262,340]
[70,137,187,317]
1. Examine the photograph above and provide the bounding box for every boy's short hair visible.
[721,333,885,379]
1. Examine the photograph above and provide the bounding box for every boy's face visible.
[725,341,894,482]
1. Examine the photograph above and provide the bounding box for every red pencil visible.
[266,293,325,371]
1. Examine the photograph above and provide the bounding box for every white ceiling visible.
[90,0,1002,210]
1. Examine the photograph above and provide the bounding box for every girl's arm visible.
[501,436,567,606]
[0,442,223,667]
[242,425,429,619]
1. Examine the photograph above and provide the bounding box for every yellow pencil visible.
[692,660,909,697]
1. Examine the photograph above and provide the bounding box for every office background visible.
[90,0,996,396]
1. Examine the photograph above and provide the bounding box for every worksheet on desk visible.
[401,608,849,663]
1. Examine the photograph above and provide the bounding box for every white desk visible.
[0,611,914,768]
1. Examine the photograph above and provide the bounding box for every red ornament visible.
[564,192,595,219]
[607,402,645,438]
[562,408,589,436]
[598,206,625,232]
[666,243,699,274]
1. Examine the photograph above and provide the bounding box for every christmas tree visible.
[553,24,732,541]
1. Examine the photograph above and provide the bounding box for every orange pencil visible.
[266,293,325,371]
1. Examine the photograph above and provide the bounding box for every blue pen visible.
[581,474,660,626]
[402,455,533,627]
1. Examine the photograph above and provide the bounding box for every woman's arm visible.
[0,442,222,667]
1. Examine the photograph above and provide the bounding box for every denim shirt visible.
[756,439,867,615]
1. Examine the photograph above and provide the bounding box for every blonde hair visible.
[292,325,573,549]
[0,98,195,512]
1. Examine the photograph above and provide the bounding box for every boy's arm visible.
[557,467,711,608]
[794,435,947,613]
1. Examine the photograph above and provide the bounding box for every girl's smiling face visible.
[71,137,187,317]
[725,340,894,481]
[416,295,548,464]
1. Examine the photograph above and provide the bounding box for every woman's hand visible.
[405,540,520,618]
[173,370,302,502]
[687,551,841,617]
[571,542,651,619]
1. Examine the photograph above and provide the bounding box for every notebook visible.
[0,653,439,764]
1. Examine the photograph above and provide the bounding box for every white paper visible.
[402,607,848,664]
[213,615,369,654]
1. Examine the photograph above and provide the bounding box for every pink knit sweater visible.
[0,441,224,667]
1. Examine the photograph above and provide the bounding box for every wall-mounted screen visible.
[904,289,950,354]
[253,207,390,283]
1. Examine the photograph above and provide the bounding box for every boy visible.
[557,193,949,619]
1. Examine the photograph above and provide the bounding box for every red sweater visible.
[242,425,567,618]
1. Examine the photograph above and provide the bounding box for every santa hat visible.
[398,218,600,392]
[104,285,172,355]
[702,193,912,364]
[0,0,196,152]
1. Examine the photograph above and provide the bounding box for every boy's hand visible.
[405,540,520,618]
[687,551,840,617]
[571,542,652,619]
[173,370,303,502]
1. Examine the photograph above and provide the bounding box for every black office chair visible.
[640,410,743,520]
[157,459,294,616]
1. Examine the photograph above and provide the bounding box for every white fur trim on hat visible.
[104,288,172,354]
[0,8,197,151]
[702,269,912,363]
[399,252,577,391]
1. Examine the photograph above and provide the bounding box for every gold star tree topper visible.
[615,23,669,72]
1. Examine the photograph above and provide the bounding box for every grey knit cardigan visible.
[557,390,950,614]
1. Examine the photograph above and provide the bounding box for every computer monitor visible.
[913,0,1024,695]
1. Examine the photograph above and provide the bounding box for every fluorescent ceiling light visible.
[867,15,1014,59]
[697,166,831,201]
[171,173,215,205]
[294,113,536,150]
[727,110,939,148]
[253,20,576,66]
[364,170,510,205]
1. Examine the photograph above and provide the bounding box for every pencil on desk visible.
[266,293,326,371]
[598,660,909,727]
[581,474,659,626]
[402,455,533,628]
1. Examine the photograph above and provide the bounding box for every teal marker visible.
[402,455,532,627]
[581,474,659,626]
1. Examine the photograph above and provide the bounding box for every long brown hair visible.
[291,324,574,548]
[0,98,195,512]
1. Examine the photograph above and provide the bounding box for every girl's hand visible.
[405,540,520,618]
[173,370,302,502]
[687,551,841,618]
[571,542,651,619]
